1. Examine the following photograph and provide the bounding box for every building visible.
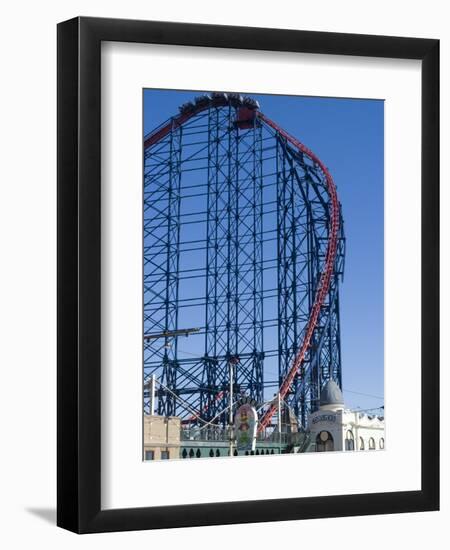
[143,380,384,459]
[144,415,292,459]
[143,415,181,460]
[307,380,385,452]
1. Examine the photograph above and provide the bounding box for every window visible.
[359,437,365,450]
[380,437,385,449]
[144,450,154,460]
[369,437,376,450]
[161,450,170,459]
[345,430,355,451]
[316,431,334,452]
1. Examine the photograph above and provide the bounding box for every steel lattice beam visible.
[143,93,345,431]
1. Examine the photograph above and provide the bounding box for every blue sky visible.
[144,89,384,413]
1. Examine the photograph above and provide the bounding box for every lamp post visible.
[229,360,234,457]
[277,392,282,450]
[149,374,156,415]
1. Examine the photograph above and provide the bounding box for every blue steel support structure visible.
[143,93,345,429]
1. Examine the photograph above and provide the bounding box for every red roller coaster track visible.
[144,95,340,433]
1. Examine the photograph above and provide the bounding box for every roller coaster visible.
[143,92,345,435]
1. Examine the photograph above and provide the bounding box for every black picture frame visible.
[57,16,439,533]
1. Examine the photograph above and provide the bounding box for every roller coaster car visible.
[179,101,195,114]
[235,106,258,129]
[194,94,211,107]
[227,92,244,105]
[243,97,260,110]
[211,91,228,101]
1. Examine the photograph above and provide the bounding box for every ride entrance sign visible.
[234,403,258,452]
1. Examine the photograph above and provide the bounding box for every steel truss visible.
[143,93,345,429]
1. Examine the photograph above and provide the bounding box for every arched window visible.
[379,438,385,449]
[316,431,334,452]
[345,430,355,451]
[369,437,376,450]
[359,437,365,451]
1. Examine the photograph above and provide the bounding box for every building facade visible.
[143,381,384,459]
[143,415,181,460]
[307,380,385,452]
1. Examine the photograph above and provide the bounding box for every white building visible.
[307,380,385,452]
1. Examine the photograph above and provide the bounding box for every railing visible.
[181,426,232,442]
[180,425,308,448]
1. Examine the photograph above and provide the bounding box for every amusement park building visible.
[143,379,385,460]
[307,380,385,452]
[143,415,181,460]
